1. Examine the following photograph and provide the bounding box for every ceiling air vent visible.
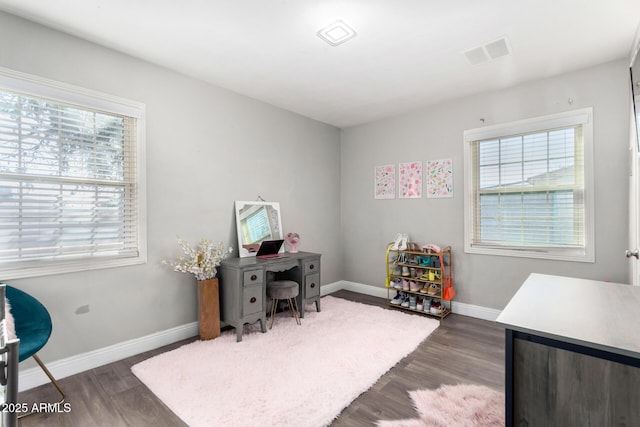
[464,37,511,65]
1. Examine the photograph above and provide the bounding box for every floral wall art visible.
[374,164,396,199]
[399,161,422,198]
[426,158,453,198]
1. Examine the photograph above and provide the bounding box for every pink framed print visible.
[399,161,422,199]
[426,158,453,198]
[374,164,396,199]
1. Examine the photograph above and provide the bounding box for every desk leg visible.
[236,325,243,342]
[505,329,514,427]
[298,295,305,319]
[315,298,321,312]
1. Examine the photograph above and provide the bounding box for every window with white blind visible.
[463,108,594,262]
[0,67,146,279]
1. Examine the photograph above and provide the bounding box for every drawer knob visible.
[250,274,257,281]
[250,297,257,304]
[310,283,316,288]
[309,264,315,270]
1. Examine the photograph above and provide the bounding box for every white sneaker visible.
[399,233,409,250]
[391,233,403,250]
[390,292,402,305]
[401,294,410,308]
[430,299,443,315]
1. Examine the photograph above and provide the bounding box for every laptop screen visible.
[256,239,284,258]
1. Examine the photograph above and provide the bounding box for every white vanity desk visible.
[497,273,640,426]
[219,252,321,342]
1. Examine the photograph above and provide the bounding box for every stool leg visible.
[287,298,301,326]
[269,298,278,329]
[18,354,66,419]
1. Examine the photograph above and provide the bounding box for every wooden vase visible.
[197,278,220,340]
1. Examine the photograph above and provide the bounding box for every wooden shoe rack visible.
[385,243,453,319]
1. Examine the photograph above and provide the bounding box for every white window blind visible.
[464,108,594,262]
[0,67,146,278]
[243,207,271,243]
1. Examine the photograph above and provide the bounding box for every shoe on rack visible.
[401,294,410,308]
[416,297,424,311]
[409,295,417,309]
[409,281,421,292]
[391,233,403,250]
[427,283,440,296]
[402,266,410,277]
[420,271,431,280]
[402,279,410,291]
[391,278,403,289]
[422,243,442,253]
[430,299,443,315]
[390,291,403,305]
[399,234,409,251]
[408,242,422,252]
[423,297,432,311]
[392,266,402,276]
[419,285,430,294]
[410,267,417,278]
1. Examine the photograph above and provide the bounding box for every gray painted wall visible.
[341,60,630,309]
[0,12,342,362]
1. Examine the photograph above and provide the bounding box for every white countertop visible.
[496,273,640,359]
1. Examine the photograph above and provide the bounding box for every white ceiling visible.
[1,0,639,128]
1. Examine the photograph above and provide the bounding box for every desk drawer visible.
[243,285,263,316]
[243,269,263,286]
[304,260,319,275]
[305,273,320,298]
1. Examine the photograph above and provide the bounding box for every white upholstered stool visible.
[266,280,301,329]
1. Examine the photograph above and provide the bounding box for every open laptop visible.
[256,239,286,259]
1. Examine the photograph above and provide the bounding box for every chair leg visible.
[269,298,278,330]
[287,298,301,326]
[18,354,66,419]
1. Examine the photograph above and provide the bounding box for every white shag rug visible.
[132,295,439,427]
[377,384,505,427]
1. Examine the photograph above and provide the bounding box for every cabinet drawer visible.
[305,273,320,298]
[243,285,263,316]
[243,269,263,286]
[304,260,319,275]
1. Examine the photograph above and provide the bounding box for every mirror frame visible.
[234,200,284,258]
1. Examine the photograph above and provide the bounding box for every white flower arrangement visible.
[163,236,233,281]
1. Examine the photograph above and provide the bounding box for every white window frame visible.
[463,107,595,262]
[0,66,147,279]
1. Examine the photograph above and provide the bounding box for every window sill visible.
[464,244,594,263]
[0,255,147,280]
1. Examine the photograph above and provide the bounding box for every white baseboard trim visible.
[322,280,501,321]
[450,300,501,321]
[21,280,499,392]
[19,321,198,392]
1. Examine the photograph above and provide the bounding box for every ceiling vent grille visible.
[464,37,511,65]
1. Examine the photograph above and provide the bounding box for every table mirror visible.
[235,201,284,258]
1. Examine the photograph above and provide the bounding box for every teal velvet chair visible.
[5,285,65,415]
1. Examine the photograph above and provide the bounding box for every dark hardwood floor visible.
[18,290,505,426]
